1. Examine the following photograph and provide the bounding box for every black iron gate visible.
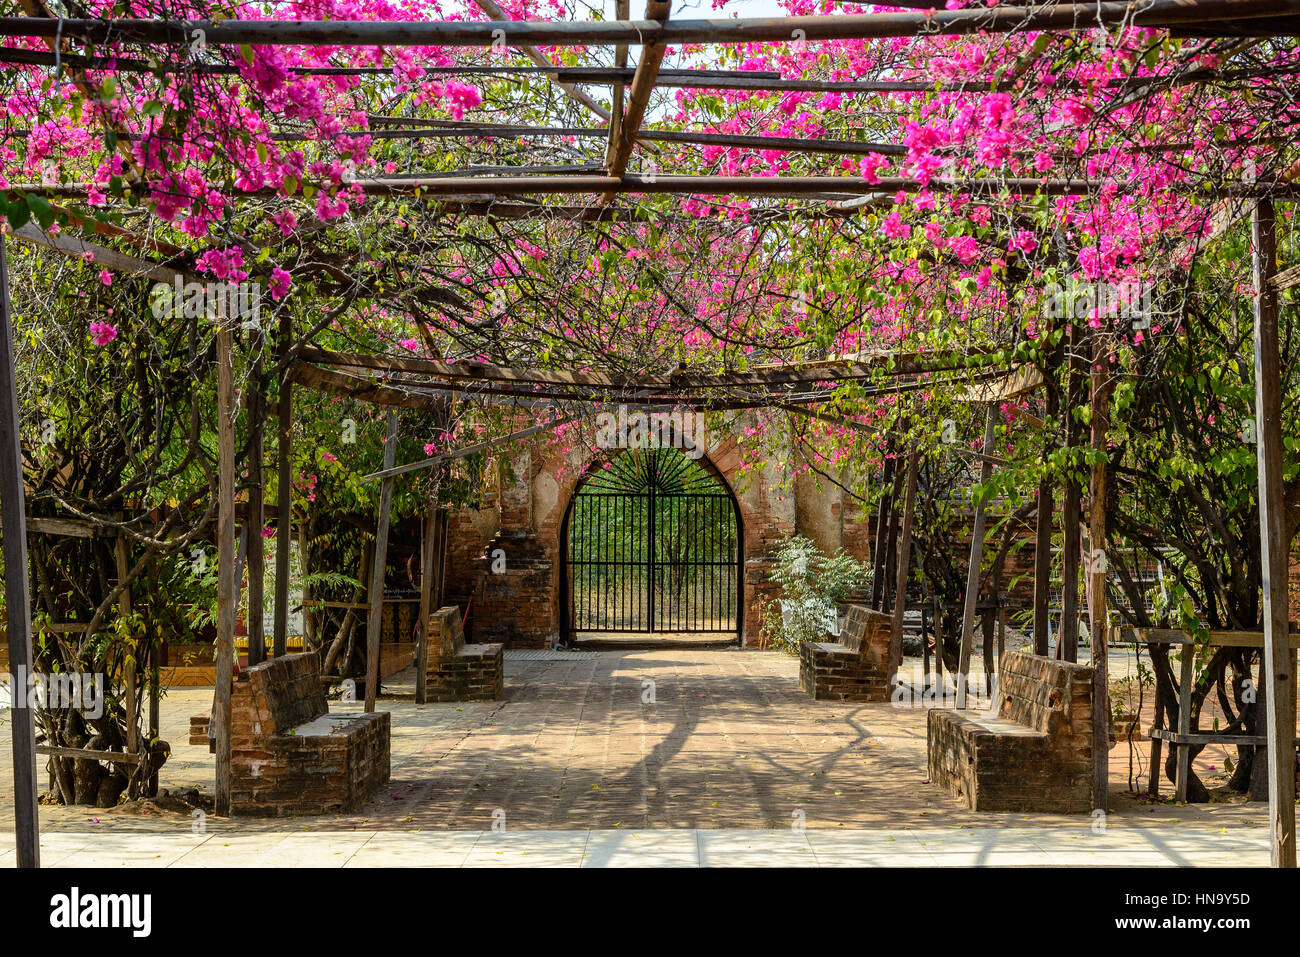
[566,448,739,634]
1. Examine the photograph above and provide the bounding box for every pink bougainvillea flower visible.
[89,321,118,346]
[268,266,292,301]
[98,270,113,286]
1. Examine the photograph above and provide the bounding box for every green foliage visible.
[760,536,871,655]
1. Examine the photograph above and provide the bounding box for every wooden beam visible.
[889,450,921,676]
[364,412,399,713]
[213,321,237,817]
[6,4,1296,46]
[958,364,1043,403]
[470,0,623,132]
[10,221,185,284]
[0,234,39,868]
[603,0,632,170]
[360,413,582,482]
[956,405,997,709]
[296,344,980,390]
[1272,262,1300,291]
[1252,196,1297,868]
[601,1,671,203]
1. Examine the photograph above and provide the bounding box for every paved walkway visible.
[0,648,1283,865]
[0,825,1271,867]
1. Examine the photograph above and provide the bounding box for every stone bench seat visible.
[425,605,504,702]
[927,650,1093,814]
[798,604,893,702]
[229,651,390,817]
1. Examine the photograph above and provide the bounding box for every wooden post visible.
[415,503,436,705]
[882,463,906,614]
[1174,644,1194,803]
[1033,369,1059,656]
[870,448,896,609]
[1061,319,1084,661]
[1251,197,1297,867]
[114,535,137,771]
[273,313,292,659]
[0,234,39,867]
[365,411,399,713]
[956,405,996,709]
[246,364,266,665]
[214,321,237,816]
[889,449,920,679]
[931,594,944,686]
[1089,334,1112,811]
[148,638,159,797]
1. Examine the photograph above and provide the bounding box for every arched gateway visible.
[561,447,742,641]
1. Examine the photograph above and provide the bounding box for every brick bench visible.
[927,650,1093,813]
[798,604,894,702]
[425,605,504,702]
[229,651,390,816]
[190,711,212,751]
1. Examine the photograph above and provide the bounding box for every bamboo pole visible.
[1251,196,1297,868]
[364,412,399,712]
[0,235,39,867]
[956,405,997,709]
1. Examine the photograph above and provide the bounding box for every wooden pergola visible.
[1,1,1297,869]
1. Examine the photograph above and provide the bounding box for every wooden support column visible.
[214,321,237,816]
[956,405,997,709]
[1060,320,1084,661]
[365,411,399,713]
[0,234,39,867]
[881,461,906,614]
[1089,335,1113,812]
[114,535,138,776]
[246,363,266,665]
[1032,387,1058,656]
[1251,196,1297,868]
[273,315,292,658]
[415,503,437,705]
[870,449,896,609]
[889,450,921,679]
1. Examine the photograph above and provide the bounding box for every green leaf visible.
[5,196,30,231]
[26,194,55,230]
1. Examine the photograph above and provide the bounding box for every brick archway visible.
[557,446,744,644]
[442,429,805,649]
